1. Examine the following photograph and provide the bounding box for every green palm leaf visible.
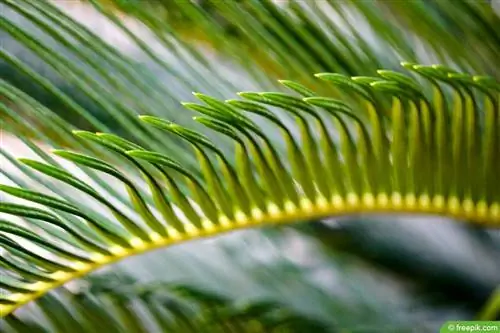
[1,0,500,331]
[1,62,499,318]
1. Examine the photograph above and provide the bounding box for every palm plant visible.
[1,0,499,332]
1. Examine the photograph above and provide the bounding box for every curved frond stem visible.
[1,192,498,317]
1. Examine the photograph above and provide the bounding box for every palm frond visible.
[1,62,499,317]
[2,0,500,330]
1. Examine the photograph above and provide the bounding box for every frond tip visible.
[1,63,499,316]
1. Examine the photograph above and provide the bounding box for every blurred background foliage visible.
[1,0,499,332]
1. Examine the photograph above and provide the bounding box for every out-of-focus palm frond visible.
[3,274,330,333]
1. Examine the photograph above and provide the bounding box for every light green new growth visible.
[0,63,499,317]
